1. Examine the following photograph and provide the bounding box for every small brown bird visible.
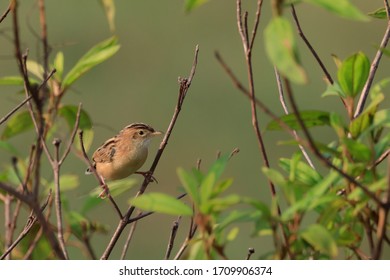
[86,123,162,184]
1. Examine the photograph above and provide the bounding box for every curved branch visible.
[100,45,199,260]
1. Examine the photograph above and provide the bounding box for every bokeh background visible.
[0,0,389,259]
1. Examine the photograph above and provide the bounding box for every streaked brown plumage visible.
[86,123,162,181]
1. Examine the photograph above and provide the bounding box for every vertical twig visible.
[0,190,52,260]
[173,223,197,260]
[0,1,11,23]
[119,214,139,260]
[290,4,333,84]
[38,0,49,77]
[3,195,12,259]
[246,247,255,260]
[9,0,65,260]
[274,67,316,169]
[49,103,82,260]
[0,95,33,125]
[236,0,277,197]
[79,130,123,219]
[283,79,383,205]
[165,217,181,259]
[52,139,69,259]
[354,0,390,118]
[373,156,390,259]
[38,0,50,106]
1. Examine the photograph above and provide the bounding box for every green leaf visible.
[282,171,339,221]
[58,105,92,130]
[262,167,287,187]
[0,140,20,156]
[300,224,338,258]
[370,78,390,98]
[329,112,346,139]
[380,47,390,57]
[373,109,390,128]
[100,0,116,32]
[0,76,39,86]
[58,105,94,151]
[264,16,307,84]
[26,60,44,80]
[322,82,345,98]
[218,209,262,231]
[342,139,371,162]
[185,0,209,12]
[200,172,216,204]
[337,52,370,97]
[53,52,64,81]
[82,178,137,213]
[349,93,384,138]
[1,110,34,140]
[201,194,240,214]
[177,167,200,206]
[368,7,387,19]
[67,211,88,240]
[131,192,193,216]
[212,178,233,197]
[267,110,330,130]
[279,158,323,186]
[199,154,229,203]
[62,36,120,89]
[208,154,229,181]
[226,227,239,241]
[47,174,79,193]
[303,0,368,21]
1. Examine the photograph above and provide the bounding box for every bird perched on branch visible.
[86,123,162,195]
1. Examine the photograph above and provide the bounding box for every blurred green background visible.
[0,0,389,259]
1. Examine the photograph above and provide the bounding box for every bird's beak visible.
[152,130,163,136]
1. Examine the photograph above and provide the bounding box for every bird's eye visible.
[138,130,145,136]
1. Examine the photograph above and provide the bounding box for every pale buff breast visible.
[97,144,149,181]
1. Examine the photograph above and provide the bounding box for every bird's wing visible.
[92,137,117,163]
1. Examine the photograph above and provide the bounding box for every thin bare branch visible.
[78,130,123,219]
[290,4,333,84]
[236,0,249,52]
[246,247,255,260]
[3,195,12,259]
[173,224,197,260]
[354,1,390,118]
[165,217,181,260]
[38,0,50,80]
[0,190,52,260]
[120,214,139,260]
[274,67,316,169]
[11,1,35,104]
[373,155,390,259]
[52,139,69,259]
[59,103,82,164]
[100,45,199,260]
[250,0,263,50]
[0,1,11,23]
[120,193,187,259]
[283,78,383,206]
[215,51,306,144]
[236,0,277,199]
[0,95,33,126]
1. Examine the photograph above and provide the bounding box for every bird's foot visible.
[135,171,158,184]
[98,175,110,199]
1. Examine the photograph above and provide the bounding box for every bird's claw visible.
[136,171,158,184]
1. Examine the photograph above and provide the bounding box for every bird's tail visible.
[85,163,96,175]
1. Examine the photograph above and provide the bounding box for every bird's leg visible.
[98,175,110,198]
[135,171,158,184]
